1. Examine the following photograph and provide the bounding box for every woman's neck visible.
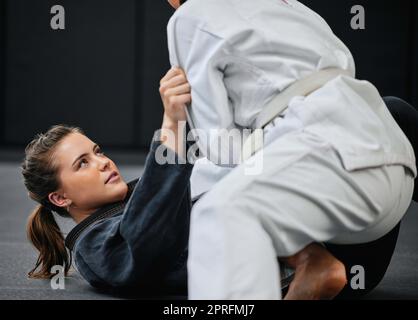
[70,207,97,224]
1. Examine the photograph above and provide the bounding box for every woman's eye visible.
[96,148,105,156]
[78,159,88,168]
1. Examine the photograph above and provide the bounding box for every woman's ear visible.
[48,191,72,209]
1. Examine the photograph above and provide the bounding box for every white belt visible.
[241,68,352,161]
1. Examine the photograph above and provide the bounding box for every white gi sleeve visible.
[167,14,247,167]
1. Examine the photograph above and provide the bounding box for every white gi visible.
[167,0,417,299]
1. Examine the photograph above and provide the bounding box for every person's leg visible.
[324,164,414,298]
[281,243,347,300]
[188,97,417,300]
[325,223,401,298]
[320,96,418,298]
[188,130,410,299]
[188,131,340,299]
[383,96,418,201]
[188,198,282,299]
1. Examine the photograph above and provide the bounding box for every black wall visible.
[0,0,417,149]
[136,0,172,148]
[0,0,5,144]
[412,0,418,107]
[3,0,138,147]
[303,0,416,105]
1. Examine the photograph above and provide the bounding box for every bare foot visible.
[283,243,347,300]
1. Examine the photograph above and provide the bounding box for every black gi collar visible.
[65,179,139,251]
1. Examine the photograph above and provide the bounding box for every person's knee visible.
[383,96,418,129]
[383,96,410,109]
[383,96,418,201]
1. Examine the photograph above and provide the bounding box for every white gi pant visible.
[187,125,415,300]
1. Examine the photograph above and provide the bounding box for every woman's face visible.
[50,132,128,213]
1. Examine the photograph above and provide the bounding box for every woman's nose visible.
[98,157,110,171]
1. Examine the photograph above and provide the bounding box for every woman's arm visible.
[159,67,191,159]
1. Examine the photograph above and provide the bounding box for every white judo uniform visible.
[167,0,417,299]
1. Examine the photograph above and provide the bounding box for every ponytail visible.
[22,125,81,279]
[26,204,72,279]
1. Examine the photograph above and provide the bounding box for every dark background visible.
[0,0,418,301]
[0,0,417,151]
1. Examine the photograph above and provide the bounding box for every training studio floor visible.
[1,153,418,300]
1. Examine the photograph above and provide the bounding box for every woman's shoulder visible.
[65,179,139,251]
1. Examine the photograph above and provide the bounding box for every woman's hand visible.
[159,67,191,128]
[159,67,191,157]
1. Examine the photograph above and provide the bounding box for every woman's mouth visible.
[105,171,120,184]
